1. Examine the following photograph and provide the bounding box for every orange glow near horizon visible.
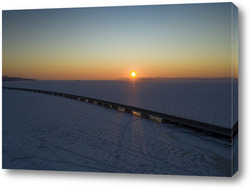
[2,59,238,80]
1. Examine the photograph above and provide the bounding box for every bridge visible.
[3,86,238,142]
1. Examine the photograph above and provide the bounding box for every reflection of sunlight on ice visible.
[127,79,138,107]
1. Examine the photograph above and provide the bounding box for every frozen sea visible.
[2,89,237,176]
[3,79,238,128]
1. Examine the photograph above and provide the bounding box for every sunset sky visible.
[2,3,238,80]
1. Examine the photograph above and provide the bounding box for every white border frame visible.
[1,0,248,189]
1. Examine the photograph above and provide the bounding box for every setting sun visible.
[130,71,137,78]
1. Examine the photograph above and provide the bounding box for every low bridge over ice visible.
[3,86,238,142]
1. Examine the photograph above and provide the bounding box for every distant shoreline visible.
[2,76,35,82]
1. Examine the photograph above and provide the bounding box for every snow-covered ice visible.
[2,89,235,176]
[2,79,238,128]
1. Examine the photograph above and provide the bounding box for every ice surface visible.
[2,89,234,176]
[3,79,238,128]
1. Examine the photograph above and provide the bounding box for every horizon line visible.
[2,76,239,81]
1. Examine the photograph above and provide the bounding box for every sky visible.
[2,3,238,80]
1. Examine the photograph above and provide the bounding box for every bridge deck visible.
[3,86,237,142]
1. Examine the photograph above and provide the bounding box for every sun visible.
[130,71,137,78]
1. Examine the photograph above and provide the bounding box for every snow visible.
[2,89,235,176]
[2,80,238,128]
